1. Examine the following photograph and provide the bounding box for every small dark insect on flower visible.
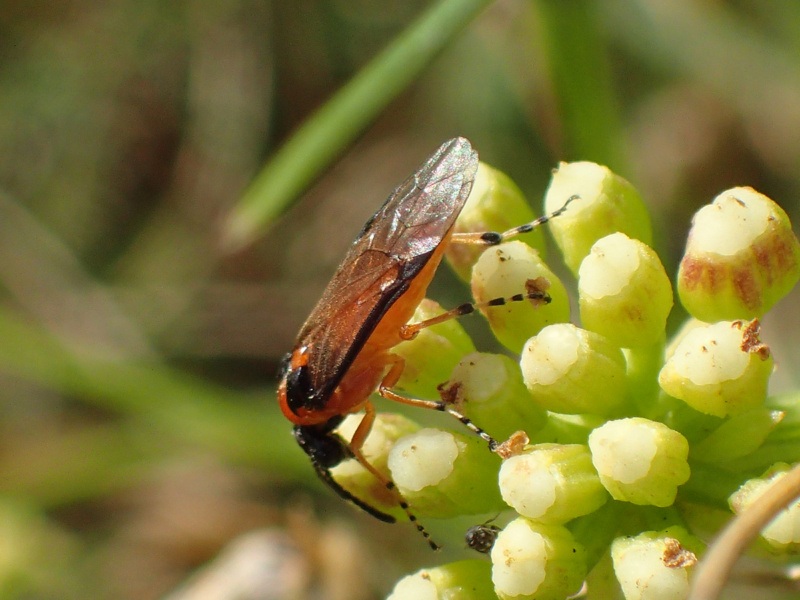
[278,137,573,548]
[465,522,502,554]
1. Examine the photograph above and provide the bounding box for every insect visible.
[278,137,572,548]
[465,520,502,554]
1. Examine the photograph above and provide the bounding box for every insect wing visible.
[295,137,479,402]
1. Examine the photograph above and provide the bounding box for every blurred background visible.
[1,0,800,598]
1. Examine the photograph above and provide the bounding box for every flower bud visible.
[611,527,701,600]
[447,162,546,280]
[498,443,607,523]
[388,560,494,600]
[678,187,800,321]
[658,319,773,417]
[388,428,503,518]
[588,418,690,507]
[442,352,546,440]
[544,161,652,274]
[394,299,476,398]
[330,414,421,518]
[729,463,800,552]
[490,517,586,600]
[471,241,570,353]
[579,233,673,348]
[664,318,708,362]
[520,323,627,416]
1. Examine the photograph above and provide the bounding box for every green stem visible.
[680,462,746,509]
[568,500,623,573]
[224,0,495,248]
[537,0,625,171]
[623,338,665,417]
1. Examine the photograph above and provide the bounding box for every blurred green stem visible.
[0,308,306,506]
[537,0,626,171]
[224,0,494,248]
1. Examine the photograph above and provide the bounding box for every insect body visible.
[465,521,502,554]
[278,138,569,547]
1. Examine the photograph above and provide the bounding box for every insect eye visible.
[278,352,292,379]
[284,364,324,414]
[293,425,350,468]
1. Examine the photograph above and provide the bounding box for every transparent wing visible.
[295,137,479,400]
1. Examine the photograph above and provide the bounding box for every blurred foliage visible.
[0,0,799,599]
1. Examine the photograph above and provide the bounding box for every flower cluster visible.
[335,161,800,600]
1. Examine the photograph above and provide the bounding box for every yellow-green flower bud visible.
[692,408,784,464]
[490,517,586,600]
[471,241,570,353]
[729,463,800,553]
[330,414,421,519]
[387,428,503,518]
[520,323,627,416]
[658,319,773,417]
[394,299,476,398]
[544,161,652,275]
[678,187,800,321]
[588,418,690,507]
[664,318,708,362]
[498,443,607,523]
[579,233,673,348]
[447,162,546,281]
[611,527,701,600]
[388,560,494,600]
[442,351,546,440]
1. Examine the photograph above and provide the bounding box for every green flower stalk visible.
[470,240,570,353]
[490,517,587,600]
[387,428,503,518]
[387,560,495,600]
[533,412,605,446]
[330,414,421,518]
[442,351,546,440]
[498,443,607,523]
[729,463,800,553]
[677,187,800,322]
[578,233,673,348]
[447,162,547,281]
[611,527,701,600]
[658,319,773,418]
[623,342,667,414]
[692,408,784,464]
[543,161,652,275]
[519,323,628,416]
[588,418,690,507]
[394,299,476,398]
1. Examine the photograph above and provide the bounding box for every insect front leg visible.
[342,398,440,550]
[293,421,397,523]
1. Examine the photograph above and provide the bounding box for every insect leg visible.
[449,195,578,246]
[293,422,397,523]
[350,400,440,550]
[379,356,499,451]
[399,279,551,340]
